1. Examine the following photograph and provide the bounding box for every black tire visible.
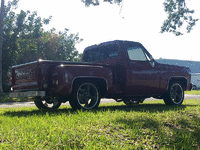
[163,82,184,105]
[69,81,101,110]
[123,98,145,106]
[192,85,197,90]
[34,100,61,109]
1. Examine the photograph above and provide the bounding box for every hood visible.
[156,62,191,73]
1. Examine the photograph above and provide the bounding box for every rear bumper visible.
[9,91,45,98]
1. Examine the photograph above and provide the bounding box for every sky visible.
[11,0,200,61]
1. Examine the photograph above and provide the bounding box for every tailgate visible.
[11,61,41,91]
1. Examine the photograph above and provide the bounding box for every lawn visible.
[0,99,200,149]
[185,90,200,95]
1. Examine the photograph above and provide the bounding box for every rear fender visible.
[72,77,108,97]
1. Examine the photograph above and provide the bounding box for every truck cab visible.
[83,40,191,97]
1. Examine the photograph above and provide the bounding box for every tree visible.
[13,10,52,64]
[1,1,83,92]
[161,0,199,36]
[0,0,4,93]
[37,28,83,61]
[1,9,51,92]
[81,0,122,6]
[81,0,199,36]
[74,53,83,62]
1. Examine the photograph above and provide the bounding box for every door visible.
[125,43,161,96]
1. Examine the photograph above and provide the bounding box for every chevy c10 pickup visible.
[9,40,192,110]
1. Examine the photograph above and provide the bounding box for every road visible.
[0,94,200,108]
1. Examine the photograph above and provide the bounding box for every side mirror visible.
[150,60,155,67]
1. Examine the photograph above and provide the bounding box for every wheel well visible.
[72,78,107,97]
[168,77,188,91]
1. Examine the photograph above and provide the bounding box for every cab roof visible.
[84,40,141,51]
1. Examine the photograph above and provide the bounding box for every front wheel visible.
[69,81,101,110]
[163,82,184,105]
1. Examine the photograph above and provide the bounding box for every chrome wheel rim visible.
[77,83,99,109]
[170,83,183,104]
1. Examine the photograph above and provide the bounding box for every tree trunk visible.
[0,0,4,93]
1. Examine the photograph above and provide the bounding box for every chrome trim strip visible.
[61,64,103,68]
[12,61,38,68]
[14,82,38,88]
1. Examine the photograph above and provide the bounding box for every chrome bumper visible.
[9,91,45,98]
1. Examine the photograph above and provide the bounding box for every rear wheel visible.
[163,82,184,105]
[34,99,61,109]
[69,81,101,110]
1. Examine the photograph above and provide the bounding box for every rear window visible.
[82,44,119,62]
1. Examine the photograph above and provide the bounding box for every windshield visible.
[125,43,154,62]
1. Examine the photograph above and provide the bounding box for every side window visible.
[102,44,119,58]
[83,44,119,62]
[127,46,147,61]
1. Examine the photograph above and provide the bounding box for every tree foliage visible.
[81,0,199,36]
[37,28,82,61]
[2,0,83,92]
[161,0,199,36]
[81,0,122,7]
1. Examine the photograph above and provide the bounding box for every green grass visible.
[185,90,200,95]
[0,100,200,149]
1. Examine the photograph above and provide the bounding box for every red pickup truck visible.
[9,40,192,110]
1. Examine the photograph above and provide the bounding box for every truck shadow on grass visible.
[97,103,188,113]
[1,103,197,117]
[113,113,200,149]
[99,104,200,149]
